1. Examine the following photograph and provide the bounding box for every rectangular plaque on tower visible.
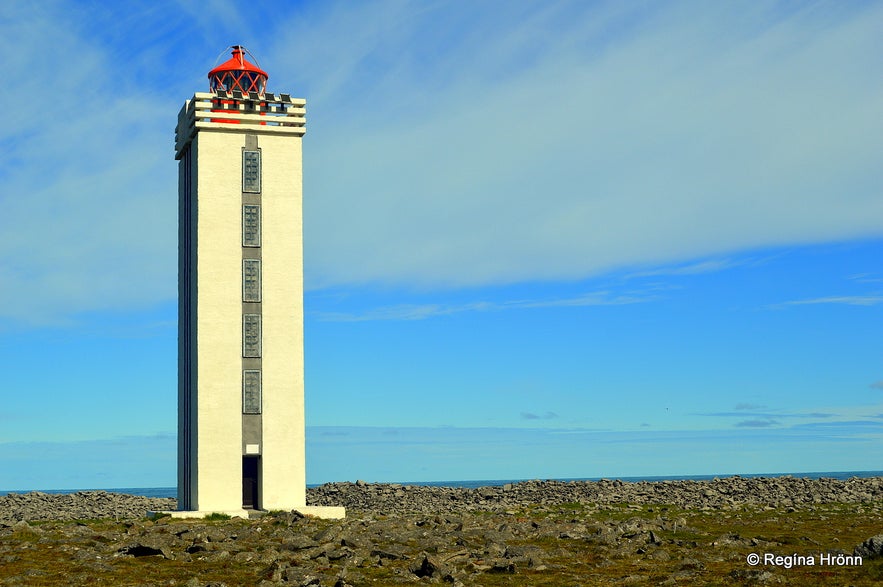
[242,150,261,193]
[242,204,261,247]
[243,314,261,357]
[242,370,261,414]
[243,259,261,302]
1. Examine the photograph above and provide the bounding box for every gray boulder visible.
[854,534,883,559]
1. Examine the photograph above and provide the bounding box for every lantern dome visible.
[208,45,269,95]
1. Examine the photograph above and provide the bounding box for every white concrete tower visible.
[173,46,342,519]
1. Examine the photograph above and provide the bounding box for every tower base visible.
[149,506,346,520]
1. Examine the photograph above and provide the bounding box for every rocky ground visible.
[0,491,177,524]
[3,476,883,524]
[2,477,883,586]
[308,476,883,514]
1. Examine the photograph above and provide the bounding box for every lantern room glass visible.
[208,46,269,95]
[210,71,266,94]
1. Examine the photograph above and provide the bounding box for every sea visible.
[2,470,881,498]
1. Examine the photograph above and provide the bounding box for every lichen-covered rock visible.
[854,534,883,559]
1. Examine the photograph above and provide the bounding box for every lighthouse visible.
[172,46,343,519]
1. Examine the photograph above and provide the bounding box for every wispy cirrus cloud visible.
[699,403,840,427]
[627,257,759,279]
[778,296,883,307]
[698,402,883,429]
[789,420,883,432]
[312,290,653,322]
[734,403,767,411]
[735,419,780,428]
[849,274,883,285]
[521,411,559,421]
[702,411,835,420]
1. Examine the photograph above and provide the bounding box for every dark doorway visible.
[242,456,260,509]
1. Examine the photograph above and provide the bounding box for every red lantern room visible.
[208,45,269,95]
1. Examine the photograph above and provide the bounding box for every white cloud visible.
[290,1,883,289]
[0,3,180,326]
[2,1,881,325]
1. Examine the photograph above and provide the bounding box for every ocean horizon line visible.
[3,469,881,498]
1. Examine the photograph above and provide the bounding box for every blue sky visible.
[1,0,882,490]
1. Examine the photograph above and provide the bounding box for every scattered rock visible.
[854,534,883,559]
[409,552,451,579]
